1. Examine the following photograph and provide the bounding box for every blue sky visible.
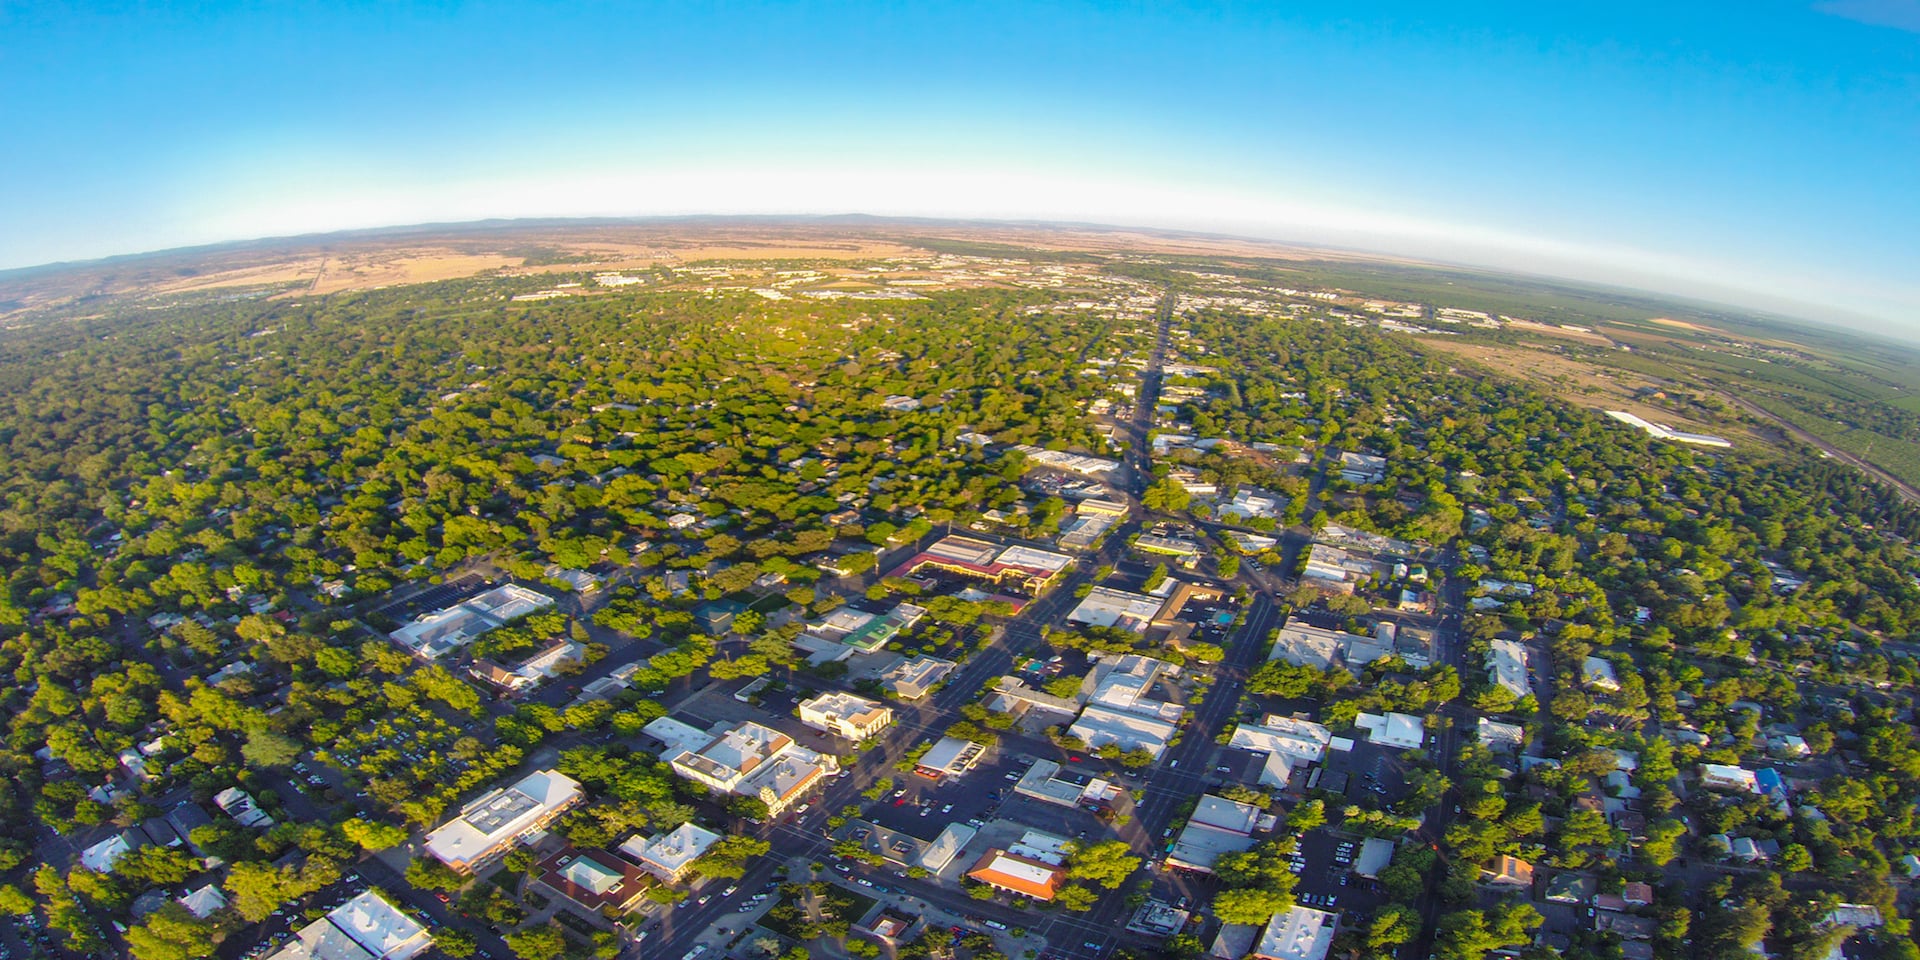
[2,2,1917,332]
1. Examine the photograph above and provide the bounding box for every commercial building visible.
[653,720,835,816]
[986,677,1082,727]
[388,584,556,659]
[1699,764,1761,794]
[1337,451,1388,484]
[1298,543,1377,593]
[881,655,956,700]
[1069,705,1178,759]
[425,769,584,874]
[966,849,1065,901]
[1487,638,1531,699]
[266,890,431,960]
[1013,758,1123,811]
[1166,795,1261,873]
[1067,586,1167,633]
[1134,534,1203,565]
[886,536,1073,594]
[620,822,722,883]
[1250,905,1339,960]
[798,692,894,741]
[1354,712,1425,750]
[1228,716,1333,787]
[915,736,988,780]
[534,847,652,914]
[1267,618,1385,674]
[1351,838,1395,879]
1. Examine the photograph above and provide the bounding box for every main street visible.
[644,290,1184,960]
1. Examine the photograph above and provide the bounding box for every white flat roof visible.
[1254,905,1337,960]
[424,769,581,868]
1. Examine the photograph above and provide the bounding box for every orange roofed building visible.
[966,849,1065,901]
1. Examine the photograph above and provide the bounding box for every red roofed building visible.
[966,849,1064,901]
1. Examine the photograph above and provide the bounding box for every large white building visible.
[620,822,723,882]
[1251,905,1339,960]
[1067,586,1166,633]
[1267,618,1388,674]
[267,890,432,960]
[650,719,835,816]
[1166,795,1261,873]
[424,769,583,874]
[1487,638,1531,699]
[798,691,895,741]
[1228,715,1333,787]
[387,584,556,659]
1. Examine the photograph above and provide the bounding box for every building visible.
[1012,758,1123,811]
[915,736,988,780]
[798,692,895,741]
[656,720,835,816]
[1337,451,1387,484]
[178,884,227,919]
[1134,534,1203,565]
[1298,543,1377,593]
[535,847,652,914]
[214,786,275,828]
[387,584,555,659]
[966,849,1065,901]
[1582,656,1621,692]
[1250,905,1339,960]
[620,822,722,883]
[1351,838,1395,878]
[986,677,1082,727]
[1477,717,1526,750]
[266,890,431,960]
[1166,795,1261,873]
[1069,704,1178,759]
[1067,586,1166,633]
[1267,618,1387,674]
[1219,488,1281,520]
[1699,764,1761,793]
[1487,638,1530,698]
[80,830,140,872]
[1227,716,1333,787]
[1604,410,1732,448]
[886,536,1072,594]
[881,655,956,700]
[1483,855,1533,887]
[695,599,748,635]
[424,769,584,874]
[1355,712,1425,750]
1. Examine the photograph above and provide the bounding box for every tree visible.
[1642,817,1687,866]
[125,903,215,960]
[1285,799,1326,833]
[506,922,569,960]
[436,930,478,958]
[1141,478,1192,513]
[1066,840,1141,889]
[1212,887,1288,925]
[242,729,302,769]
[0,884,31,916]
[1054,884,1098,912]
[341,818,408,852]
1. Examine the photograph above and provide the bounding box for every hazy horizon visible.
[3,2,1916,335]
